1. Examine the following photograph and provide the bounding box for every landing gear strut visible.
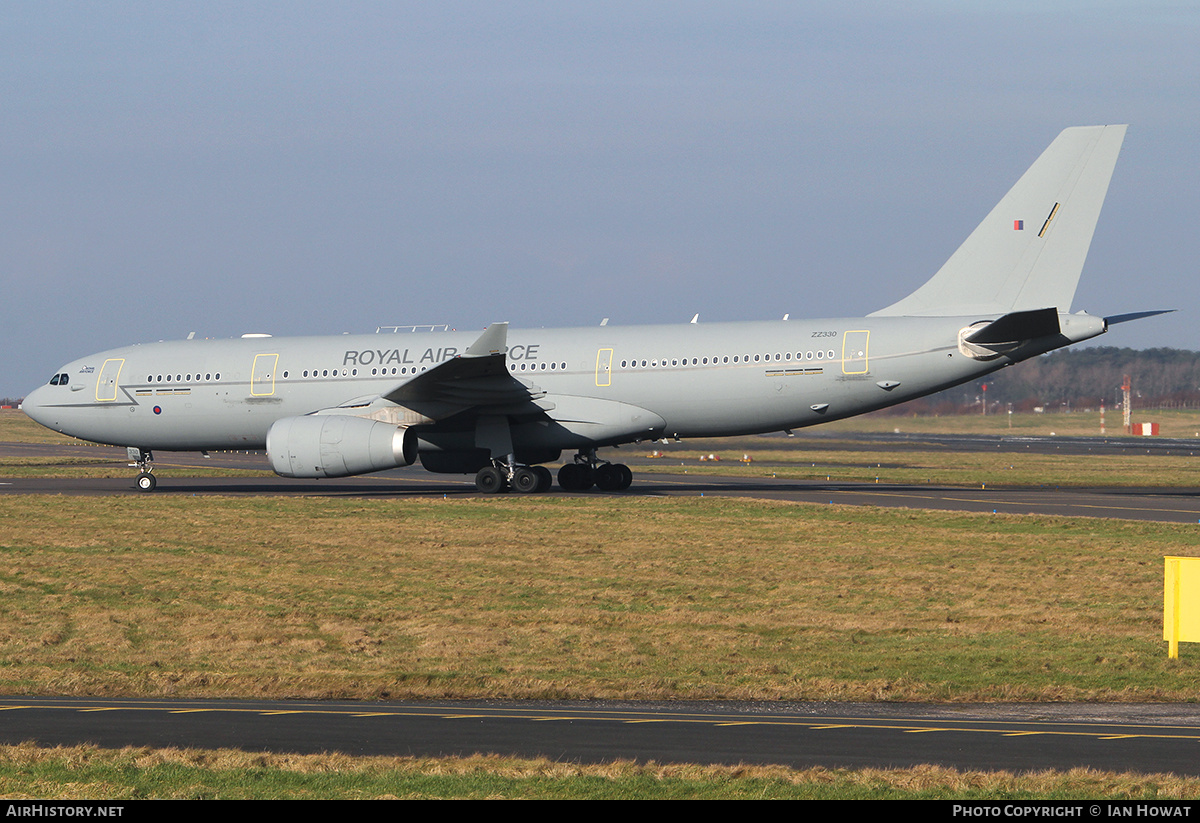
[128,447,156,492]
[558,450,632,492]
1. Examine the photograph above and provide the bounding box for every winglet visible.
[464,322,509,357]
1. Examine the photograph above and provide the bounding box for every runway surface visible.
[4,697,1200,776]
[4,438,1200,523]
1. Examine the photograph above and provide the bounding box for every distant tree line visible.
[881,347,1200,415]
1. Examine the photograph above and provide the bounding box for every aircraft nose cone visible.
[21,385,54,429]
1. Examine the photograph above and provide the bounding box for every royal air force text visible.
[342,345,541,367]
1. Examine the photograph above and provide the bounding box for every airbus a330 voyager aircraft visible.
[24,125,1160,494]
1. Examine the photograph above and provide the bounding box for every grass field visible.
[5,408,1200,797]
[3,745,1198,799]
[817,407,1200,439]
[0,410,94,445]
[626,446,1200,487]
[1,494,1194,702]
[0,411,273,479]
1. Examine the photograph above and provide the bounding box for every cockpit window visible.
[49,374,60,385]
[49,373,68,386]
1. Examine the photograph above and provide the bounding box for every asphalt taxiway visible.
[4,697,1200,776]
[4,437,1200,523]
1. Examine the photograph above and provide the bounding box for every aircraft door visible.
[251,353,280,396]
[841,331,869,374]
[95,358,125,402]
[595,348,613,387]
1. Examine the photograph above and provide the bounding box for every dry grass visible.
[2,743,1198,799]
[628,446,1200,487]
[818,408,1200,439]
[7,409,1200,795]
[0,410,271,478]
[0,494,1194,701]
[0,410,84,444]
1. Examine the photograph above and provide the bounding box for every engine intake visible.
[266,415,417,478]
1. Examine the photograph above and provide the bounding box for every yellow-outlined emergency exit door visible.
[95,358,125,401]
[251,353,279,396]
[595,348,613,387]
[842,331,869,374]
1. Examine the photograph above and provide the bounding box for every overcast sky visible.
[3,1,1197,397]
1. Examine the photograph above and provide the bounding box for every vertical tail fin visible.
[871,125,1127,317]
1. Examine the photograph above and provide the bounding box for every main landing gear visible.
[472,450,633,494]
[128,447,157,492]
[557,450,633,492]
[475,462,554,494]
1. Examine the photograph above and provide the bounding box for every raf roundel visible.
[153,406,162,415]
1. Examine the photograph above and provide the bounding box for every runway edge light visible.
[1163,556,1200,659]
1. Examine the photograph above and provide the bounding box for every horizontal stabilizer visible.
[964,307,1060,345]
[1104,310,1175,326]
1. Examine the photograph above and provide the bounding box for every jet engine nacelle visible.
[266,414,418,478]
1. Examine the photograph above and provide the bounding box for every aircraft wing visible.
[380,322,545,410]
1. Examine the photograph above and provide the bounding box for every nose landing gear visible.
[128,447,157,492]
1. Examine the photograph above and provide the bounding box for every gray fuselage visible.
[22,313,1103,465]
